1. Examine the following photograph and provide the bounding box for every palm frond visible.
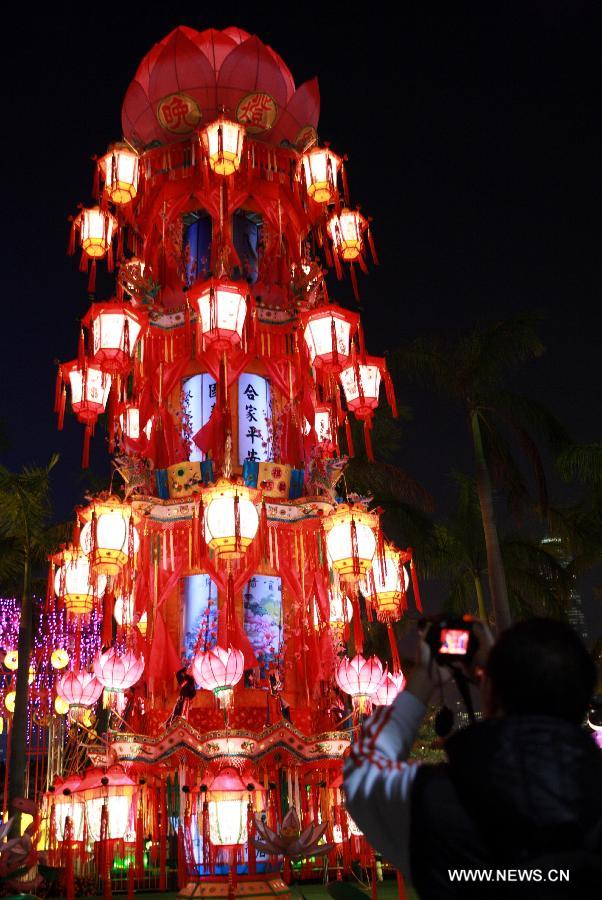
[557,443,602,486]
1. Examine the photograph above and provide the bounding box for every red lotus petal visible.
[271,77,320,147]
[217,36,289,114]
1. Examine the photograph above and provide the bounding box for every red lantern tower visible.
[44,24,423,898]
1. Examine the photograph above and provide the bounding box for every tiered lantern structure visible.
[24,23,427,897]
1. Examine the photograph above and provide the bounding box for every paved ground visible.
[89,883,418,900]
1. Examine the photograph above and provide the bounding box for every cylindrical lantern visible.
[327,209,368,262]
[76,207,117,259]
[359,545,409,623]
[192,645,244,710]
[313,585,353,637]
[99,144,140,204]
[314,405,336,446]
[301,305,359,373]
[93,648,144,692]
[62,361,111,424]
[374,670,405,707]
[57,670,103,712]
[324,503,378,581]
[119,405,152,442]
[300,146,341,203]
[53,778,86,841]
[79,496,139,576]
[339,356,384,419]
[76,766,137,842]
[203,480,260,559]
[192,279,248,350]
[83,302,146,375]
[207,768,249,846]
[54,548,107,617]
[200,117,245,176]
[336,654,383,715]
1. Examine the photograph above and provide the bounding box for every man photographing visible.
[343,618,602,897]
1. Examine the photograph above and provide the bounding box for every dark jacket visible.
[410,715,602,898]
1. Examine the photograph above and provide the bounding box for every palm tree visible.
[390,313,570,631]
[0,456,59,834]
[434,474,573,621]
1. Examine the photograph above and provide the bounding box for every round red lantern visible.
[300,305,359,373]
[98,144,140,205]
[300,146,341,203]
[191,279,249,351]
[200,116,245,176]
[82,302,146,375]
[327,208,368,261]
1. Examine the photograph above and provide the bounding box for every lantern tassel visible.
[363,418,374,462]
[409,554,423,612]
[345,414,355,457]
[350,263,360,302]
[352,593,364,654]
[68,218,77,256]
[54,368,63,413]
[387,624,402,673]
[82,423,92,468]
[384,368,398,417]
[57,387,67,431]
[260,499,269,562]
[102,587,114,647]
[88,259,97,293]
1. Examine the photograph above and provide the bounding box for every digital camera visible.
[420,615,479,666]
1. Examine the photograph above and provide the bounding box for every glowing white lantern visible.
[336,654,383,715]
[193,279,248,350]
[62,361,111,424]
[340,358,383,419]
[207,768,248,846]
[79,496,139,576]
[313,586,353,636]
[83,302,146,375]
[77,207,117,259]
[54,548,107,617]
[54,777,86,841]
[324,504,378,581]
[192,645,244,710]
[76,766,136,842]
[200,117,245,176]
[203,480,260,559]
[301,305,358,373]
[51,649,69,670]
[300,146,341,203]
[119,405,152,442]
[99,144,140,204]
[359,545,409,623]
[3,651,18,671]
[314,406,335,445]
[4,691,16,713]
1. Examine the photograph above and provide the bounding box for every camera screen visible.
[439,628,470,655]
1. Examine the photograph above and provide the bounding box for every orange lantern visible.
[61,360,111,424]
[200,116,245,176]
[327,208,368,261]
[300,305,359,374]
[202,480,260,559]
[83,302,146,376]
[79,496,139,576]
[74,206,117,259]
[53,546,107,617]
[300,146,341,203]
[359,544,409,623]
[323,503,378,581]
[191,279,249,350]
[98,144,140,204]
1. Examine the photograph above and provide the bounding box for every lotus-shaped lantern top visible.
[57,670,103,708]
[122,26,320,150]
[93,648,145,692]
[336,654,383,699]
[252,808,334,860]
[192,645,244,693]
[374,670,406,706]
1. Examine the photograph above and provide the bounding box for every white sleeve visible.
[343,691,426,878]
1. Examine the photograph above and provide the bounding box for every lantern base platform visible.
[178,876,292,899]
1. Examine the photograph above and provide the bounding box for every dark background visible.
[0,3,599,634]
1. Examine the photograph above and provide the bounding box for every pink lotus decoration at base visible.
[336,654,383,716]
[192,645,244,709]
[252,808,333,859]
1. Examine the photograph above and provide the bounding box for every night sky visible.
[1,4,600,633]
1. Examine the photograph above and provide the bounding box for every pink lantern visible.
[300,305,359,374]
[61,360,111,424]
[374,670,406,707]
[192,645,244,709]
[336,654,383,715]
[191,279,248,351]
[82,302,147,376]
[57,671,103,716]
[93,648,144,692]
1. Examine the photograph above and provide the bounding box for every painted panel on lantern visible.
[243,575,282,674]
[238,374,272,465]
[183,574,218,660]
[184,374,217,462]
[340,365,381,404]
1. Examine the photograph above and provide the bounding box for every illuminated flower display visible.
[93,648,144,692]
[336,654,384,715]
[192,645,244,709]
